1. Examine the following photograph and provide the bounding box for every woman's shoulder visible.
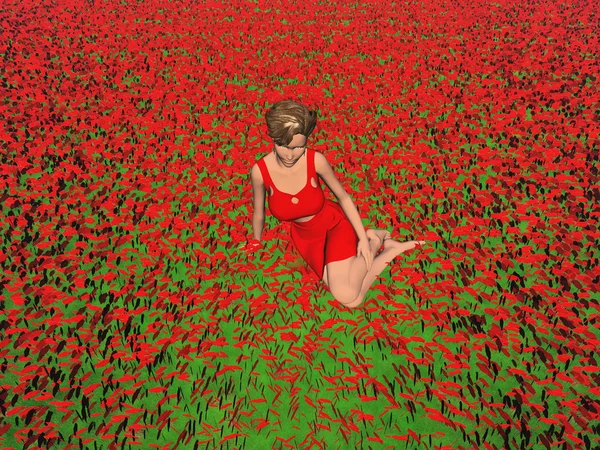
[256,151,273,164]
[252,152,269,166]
[312,149,326,172]
[251,153,270,182]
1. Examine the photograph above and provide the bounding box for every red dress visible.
[257,149,358,279]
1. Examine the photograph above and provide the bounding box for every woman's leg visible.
[343,235,426,308]
[323,230,383,303]
[322,229,384,288]
[325,230,425,308]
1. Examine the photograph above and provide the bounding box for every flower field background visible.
[1,0,599,448]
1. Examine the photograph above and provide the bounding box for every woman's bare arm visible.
[315,152,368,242]
[250,164,266,241]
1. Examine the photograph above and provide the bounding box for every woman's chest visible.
[266,157,317,196]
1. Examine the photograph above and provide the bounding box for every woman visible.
[247,100,425,309]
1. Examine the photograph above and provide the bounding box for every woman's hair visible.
[265,99,318,146]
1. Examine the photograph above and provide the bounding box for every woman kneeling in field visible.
[248,99,426,309]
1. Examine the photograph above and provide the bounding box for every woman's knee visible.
[329,284,358,306]
[340,296,364,309]
[325,258,360,303]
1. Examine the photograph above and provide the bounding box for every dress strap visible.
[256,158,274,192]
[308,149,316,179]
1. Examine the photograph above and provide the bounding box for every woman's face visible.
[274,134,307,168]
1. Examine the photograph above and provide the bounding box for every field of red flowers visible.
[1,0,599,448]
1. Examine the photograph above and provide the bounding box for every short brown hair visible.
[265,99,318,146]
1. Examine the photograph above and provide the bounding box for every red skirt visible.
[289,199,358,279]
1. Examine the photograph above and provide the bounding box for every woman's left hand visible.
[356,238,373,272]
